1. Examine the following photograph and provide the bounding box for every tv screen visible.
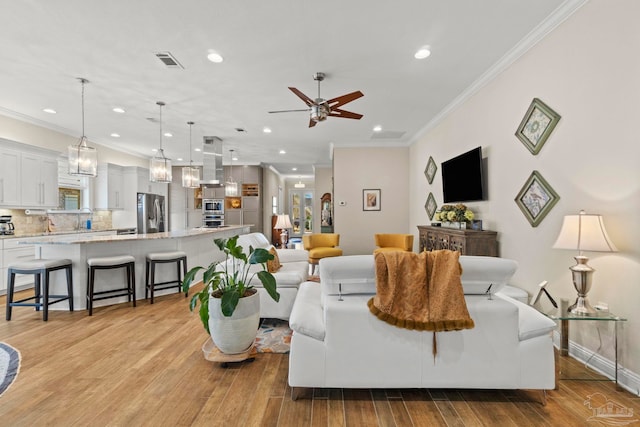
[441,146,485,203]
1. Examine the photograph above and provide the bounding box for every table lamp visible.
[552,210,617,315]
[274,214,293,248]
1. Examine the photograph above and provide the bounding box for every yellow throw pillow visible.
[267,247,281,273]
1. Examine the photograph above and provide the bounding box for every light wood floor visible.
[0,288,638,427]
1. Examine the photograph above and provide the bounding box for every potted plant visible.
[182,235,279,354]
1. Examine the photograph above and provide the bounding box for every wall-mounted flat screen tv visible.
[441,146,485,203]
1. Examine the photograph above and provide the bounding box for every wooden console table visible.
[417,225,498,256]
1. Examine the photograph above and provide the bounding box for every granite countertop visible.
[15,225,248,245]
[1,228,131,240]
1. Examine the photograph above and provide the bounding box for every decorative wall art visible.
[425,192,437,220]
[362,189,381,211]
[514,170,560,227]
[515,98,561,155]
[424,156,437,184]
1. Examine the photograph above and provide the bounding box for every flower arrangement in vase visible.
[434,204,475,228]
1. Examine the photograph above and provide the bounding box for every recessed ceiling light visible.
[43,108,56,114]
[110,133,120,138]
[373,125,382,132]
[152,148,158,152]
[176,157,183,161]
[414,46,431,59]
[292,167,297,171]
[195,148,201,152]
[279,150,286,154]
[232,156,238,161]
[112,107,125,114]
[263,127,272,133]
[207,51,224,63]
[164,132,172,137]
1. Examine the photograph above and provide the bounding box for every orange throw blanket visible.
[368,250,474,332]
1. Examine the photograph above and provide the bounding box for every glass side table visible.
[542,307,627,387]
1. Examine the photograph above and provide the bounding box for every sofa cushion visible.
[276,248,309,263]
[244,261,308,288]
[459,256,518,295]
[267,247,281,273]
[290,282,325,341]
[237,232,270,251]
[309,247,343,259]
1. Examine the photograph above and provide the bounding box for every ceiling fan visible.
[269,72,364,127]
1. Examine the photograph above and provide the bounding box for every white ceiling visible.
[0,0,575,178]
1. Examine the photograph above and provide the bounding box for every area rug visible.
[0,342,21,397]
[255,319,292,353]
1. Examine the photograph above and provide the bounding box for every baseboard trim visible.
[553,331,640,396]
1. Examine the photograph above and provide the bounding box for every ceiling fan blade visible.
[309,118,317,128]
[288,87,315,107]
[328,108,363,120]
[327,90,364,109]
[268,108,311,114]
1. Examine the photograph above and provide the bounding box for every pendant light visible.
[150,101,172,183]
[294,176,306,188]
[68,78,98,177]
[181,121,200,188]
[225,149,238,196]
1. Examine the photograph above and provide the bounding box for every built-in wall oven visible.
[203,214,224,228]
[203,198,224,228]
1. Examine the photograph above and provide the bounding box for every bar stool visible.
[145,251,188,304]
[86,255,136,316]
[6,258,73,321]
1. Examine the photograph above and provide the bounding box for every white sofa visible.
[288,254,556,397]
[228,232,309,320]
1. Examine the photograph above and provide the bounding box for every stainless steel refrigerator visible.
[137,193,166,233]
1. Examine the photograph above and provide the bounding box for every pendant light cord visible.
[188,121,194,166]
[81,79,85,137]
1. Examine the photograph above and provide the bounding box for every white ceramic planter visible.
[208,291,260,354]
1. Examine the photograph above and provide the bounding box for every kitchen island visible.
[20,226,250,311]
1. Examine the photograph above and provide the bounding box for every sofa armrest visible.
[290,282,325,341]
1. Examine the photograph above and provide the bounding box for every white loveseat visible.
[288,254,556,397]
[226,232,309,320]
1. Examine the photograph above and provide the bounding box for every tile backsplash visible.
[0,209,112,235]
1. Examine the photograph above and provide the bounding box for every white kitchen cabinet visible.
[0,147,21,206]
[20,152,59,208]
[95,163,124,209]
[0,237,38,293]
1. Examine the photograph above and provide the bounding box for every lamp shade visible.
[274,214,293,230]
[553,211,617,253]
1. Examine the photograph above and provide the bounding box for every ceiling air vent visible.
[154,52,184,69]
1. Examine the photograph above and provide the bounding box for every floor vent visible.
[154,52,184,69]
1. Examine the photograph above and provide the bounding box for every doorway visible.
[289,189,313,238]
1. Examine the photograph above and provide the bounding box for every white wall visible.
[410,0,640,377]
[334,147,410,254]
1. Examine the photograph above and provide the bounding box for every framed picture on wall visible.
[425,192,437,220]
[514,170,560,227]
[363,189,381,211]
[515,98,561,155]
[424,156,437,184]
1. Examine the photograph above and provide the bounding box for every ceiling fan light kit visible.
[269,72,364,128]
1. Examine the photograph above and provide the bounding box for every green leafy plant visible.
[182,235,279,333]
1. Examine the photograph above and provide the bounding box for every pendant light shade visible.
[68,78,98,177]
[181,121,200,188]
[225,149,238,196]
[150,101,172,183]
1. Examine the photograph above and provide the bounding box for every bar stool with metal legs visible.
[145,251,188,304]
[86,255,136,316]
[6,259,74,321]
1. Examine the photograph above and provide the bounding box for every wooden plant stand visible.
[202,337,257,368]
